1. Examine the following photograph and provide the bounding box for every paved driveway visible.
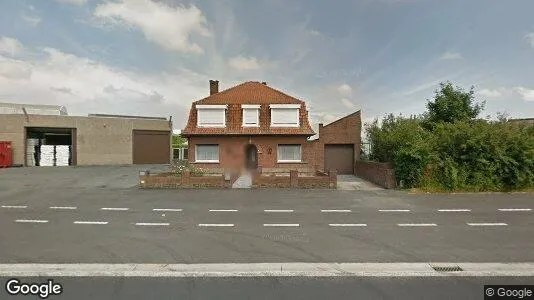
[0,165,170,193]
[337,175,383,190]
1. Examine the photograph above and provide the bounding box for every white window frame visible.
[196,105,227,128]
[195,144,220,163]
[242,104,260,127]
[269,104,300,127]
[277,144,302,163]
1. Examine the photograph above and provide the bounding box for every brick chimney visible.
[209,80,219,95]
[261,81,267,85]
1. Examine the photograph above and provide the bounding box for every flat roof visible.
[88,114,168,120]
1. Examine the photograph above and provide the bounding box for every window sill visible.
[194,161,220,164]
[277,160,303,164]
[270,124,300,128]
[243,124,260,127]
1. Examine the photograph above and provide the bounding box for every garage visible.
[324,144,354,174]
[25,127,76,166]
[133,130,171,164]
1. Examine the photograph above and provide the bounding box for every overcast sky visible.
[0,0,533,130]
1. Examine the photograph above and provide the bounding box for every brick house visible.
[182,80,361,174]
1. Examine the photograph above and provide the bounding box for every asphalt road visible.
[0,177,533,263]
[2,276,533,300]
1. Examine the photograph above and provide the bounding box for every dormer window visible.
[242,104,260,127]
[197,105,227,127]
[270,104,300,127]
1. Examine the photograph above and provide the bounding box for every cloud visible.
[0,39,209,127]
[55,0,87,5]
[0,37,24,57]
[439,51,463,60]
[21,13,41,26]
[478,89,502,98]
[514,86,534,101]
[340,98,355,109]
[228,56,263,71]
[337,84,352,97]
[525,33,534,48]
[94,0,210,54]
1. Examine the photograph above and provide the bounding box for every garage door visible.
[324,144,354,174]
[133,130,171,164]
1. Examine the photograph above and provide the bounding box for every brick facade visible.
[354,161,397,189]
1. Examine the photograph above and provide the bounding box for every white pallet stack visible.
[26,139,39,166]
[55,145,70,166]
[39,145,55,167]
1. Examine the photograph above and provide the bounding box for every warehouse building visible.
[0,103,172,166]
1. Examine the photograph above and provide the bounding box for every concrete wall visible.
[0,114,171,166]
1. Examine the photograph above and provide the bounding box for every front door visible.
[245,144,258,170]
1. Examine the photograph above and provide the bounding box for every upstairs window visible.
[270,104,300,127]
[197,105,226,127]
[242,104,260,127]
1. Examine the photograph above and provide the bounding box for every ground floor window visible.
[195,144,219,163]
[277,144,302,162]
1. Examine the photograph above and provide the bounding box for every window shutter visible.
[197,109,225,126]
[243,109,259,126]
[271,108,299,126]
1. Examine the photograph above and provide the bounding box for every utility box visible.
[0,141,13,168]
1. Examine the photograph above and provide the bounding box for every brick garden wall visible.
[354,161,396,189]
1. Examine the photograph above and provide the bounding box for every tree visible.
[423,82,485,129]
[172,134,187,148]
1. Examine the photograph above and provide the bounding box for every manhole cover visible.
[432,265,463,272]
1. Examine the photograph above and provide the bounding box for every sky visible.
[0,0,533,132]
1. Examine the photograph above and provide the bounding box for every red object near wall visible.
[0,141,13,168]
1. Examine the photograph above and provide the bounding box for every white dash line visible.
[379,209,410,212]
[321,209,352,213]
[135,223,170,226]
[209,209,239,212]
[74,221,108,225]
[15,219,48,223]
[264,209,294,213]
[263,224,300,227]
[101,208,129,211]
[50,206,77,210]
[498,208,531,212]
[468,223,507,226]
[152,208,183,212]
[329,224,367,227]
[2,205,27,209]
[398,223,437,227]
[198,224,235,227]
[438,209,471,212]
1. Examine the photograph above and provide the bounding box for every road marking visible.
[50,206,77,210]
[198,224,235,227]
[467,223,507,226]
[329,224,367,227]
[498,208,531,212]
[263,224,300,227]
[398,223,437,227]
[135,223,170,226]
[209,209,239,212]
[3,263,534,277]
[379,209,410,212]
[321,209,352,213]
[264,209,294,213]
[15,219,48,223]
[2,205,27,209]
[438,209,471,212]
[152,208,183,212]
[74,221,108,225]
[101,207,129,211]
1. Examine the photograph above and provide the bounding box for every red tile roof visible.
[182,81,315,136]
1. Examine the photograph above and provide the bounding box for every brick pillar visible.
[328,170,337,189]
[182,170,191,185]
[290,170,298,188]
